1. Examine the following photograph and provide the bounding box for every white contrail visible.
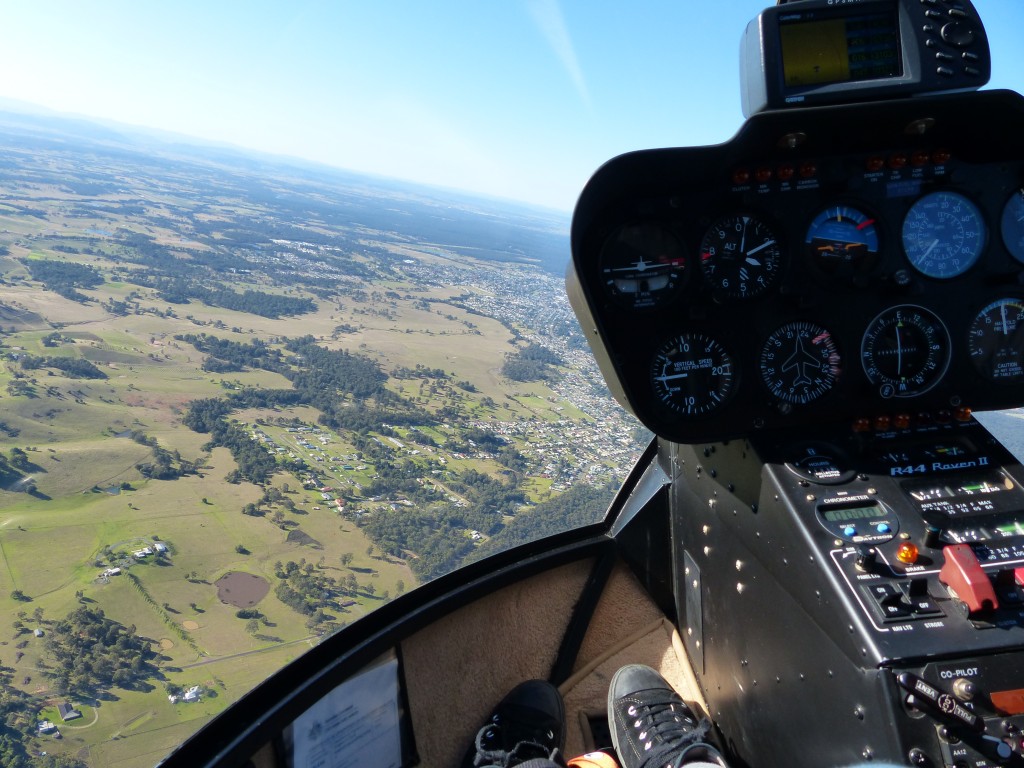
[527,0,591,108]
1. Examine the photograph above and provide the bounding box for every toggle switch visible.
[939,544,999,616]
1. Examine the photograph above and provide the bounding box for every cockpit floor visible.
[401,557,705,765]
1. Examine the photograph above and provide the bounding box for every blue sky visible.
[0,1,1021,211]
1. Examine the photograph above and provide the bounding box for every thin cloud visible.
[527,0,591,108]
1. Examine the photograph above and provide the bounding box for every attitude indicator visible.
[805,204,880,279]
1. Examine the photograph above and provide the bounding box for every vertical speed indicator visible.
[651,333,736,417]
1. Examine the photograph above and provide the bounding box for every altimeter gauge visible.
[651,333,736,417]
[759,321,842,404]
[861,305,951,398]
[902,191,986,279]
[600,223,687,309]
[700,214,781,299]
[968,298,1024,382]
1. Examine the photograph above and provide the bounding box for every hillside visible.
[0,111,644,766]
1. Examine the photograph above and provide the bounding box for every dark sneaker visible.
[464,679,567,767]
[608,665,723,768]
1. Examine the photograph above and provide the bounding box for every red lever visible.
[939,544,999,615]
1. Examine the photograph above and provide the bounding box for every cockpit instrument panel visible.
[567,90,1024,444]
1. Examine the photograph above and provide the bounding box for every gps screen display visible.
[780,8,902,88]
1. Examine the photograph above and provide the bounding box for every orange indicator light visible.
[897,542,919,564]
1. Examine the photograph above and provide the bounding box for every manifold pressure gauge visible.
[651,333,736,417]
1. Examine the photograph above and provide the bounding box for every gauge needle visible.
[1002,302,1009,335]
[920,239,940,259]
[747,239,775,257]
[655,373,689,383]
[895,325,903,375]
[609,258,661,272]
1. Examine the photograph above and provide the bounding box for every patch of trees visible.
[151,277,316,318]
[284,336,387,399]
[177,333,284,372]
[0,451,39,497]
[43,605,160,698]
[272,559,357,633]
[182,397,233,433]
[360,505,480,581]
[0,659,49,768]
[500,342,563,383]
[392,364,448,380]
[473,483,617,561]
[213,420,278,485]
[447,469,526,516]
[135,443,197,481]
[183,398,277,483]
[450,427,507,453]
[19,354,106,379]
[182,335,435,483]
[20,258,103,302]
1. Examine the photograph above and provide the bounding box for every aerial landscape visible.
[0,109,646,767]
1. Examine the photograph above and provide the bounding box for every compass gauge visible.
[760,321,842,404]
[861,305,951,398]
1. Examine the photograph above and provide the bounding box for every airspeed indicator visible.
[651,333,736,416]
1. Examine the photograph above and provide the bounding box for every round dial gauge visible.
[805,205,880,278]
[600,223,687,309]
[700,214,781,299]
[651,333,736,417]
[785,441,856,485]
[759,321,842,404]
[968,298,1024,382]
[902,191,986,279]
[1001,189,1024,264]
[861,305,951,398]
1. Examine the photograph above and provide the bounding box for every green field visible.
[0,134,640,767]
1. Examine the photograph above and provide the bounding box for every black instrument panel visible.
[568,90,1024,444]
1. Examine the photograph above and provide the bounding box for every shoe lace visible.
[628,693,713,768]
[471,722,563,768]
